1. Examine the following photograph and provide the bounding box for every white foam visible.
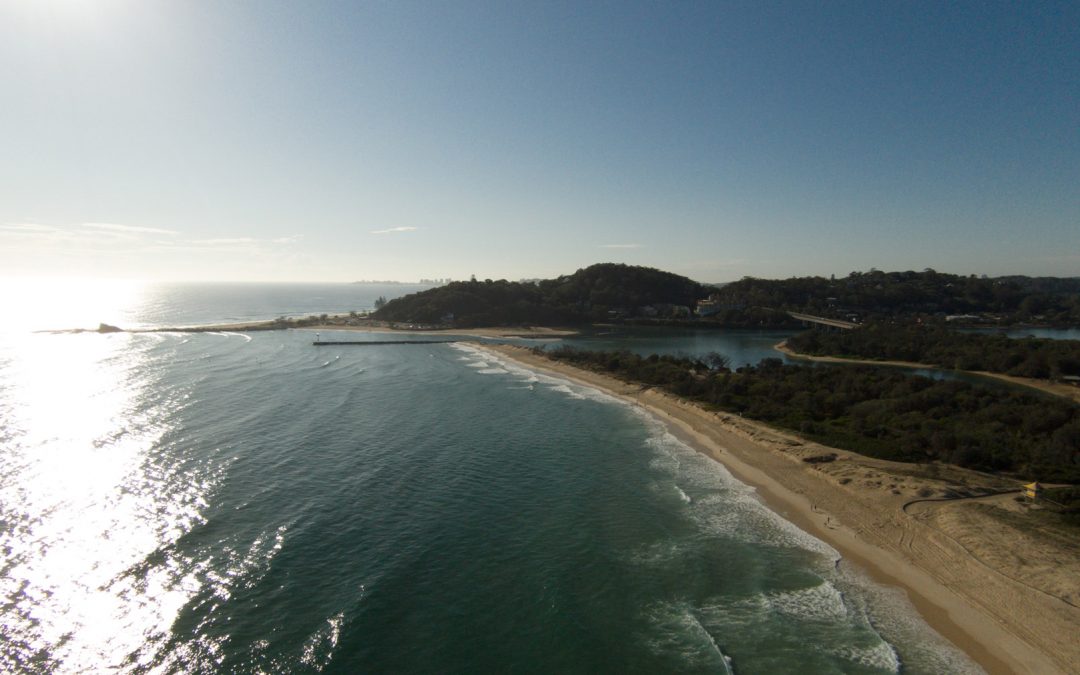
[643,601,734,673]
[696,594,769,627]
[618,400,978,673]
[641,421,839,559]
[460,343,840,559]
[628,538,697,567]
[547,384,586,399]
[829,641,901,673]
[453,343,629,406]
[767,582,848,622]
[828,565,986,674]
[648,453,680,475]
[319,355,341,368]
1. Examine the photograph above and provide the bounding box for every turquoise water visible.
[0,283,981,673]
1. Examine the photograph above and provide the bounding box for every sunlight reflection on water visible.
[0,330,208,671]
[0,278,146,333]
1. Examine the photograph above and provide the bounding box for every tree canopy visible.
[543,346,1080,483]
[373,263,710,326]
[712,270,1080,324]
[787,325,1080,381]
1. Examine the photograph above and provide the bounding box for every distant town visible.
[352,278,455,285]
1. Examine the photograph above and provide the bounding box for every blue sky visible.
[1,0,1077,282]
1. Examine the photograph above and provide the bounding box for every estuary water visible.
[0,282,981,673]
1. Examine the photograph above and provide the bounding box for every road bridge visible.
[787,312,858,330]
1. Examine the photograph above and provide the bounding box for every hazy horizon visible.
[2,1,1076,283]
[4,262,1078,289]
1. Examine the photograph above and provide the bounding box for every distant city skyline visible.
[1,1,1077,283]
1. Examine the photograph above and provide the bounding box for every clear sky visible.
[1,0,1077,283]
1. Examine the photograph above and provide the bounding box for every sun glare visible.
[0,278,145,333]
[4,0,134,39]
[0,314,201,668]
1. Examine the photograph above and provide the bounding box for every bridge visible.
[787,312,858,330]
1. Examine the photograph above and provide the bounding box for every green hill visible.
[711,269,1080,324]
[373,263,709,327]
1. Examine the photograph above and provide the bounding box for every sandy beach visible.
[776,341,1080,405]
[478,343,1080,675]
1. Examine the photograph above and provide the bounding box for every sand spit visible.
[478,344,1080,675]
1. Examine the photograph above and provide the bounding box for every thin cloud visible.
[272,235,303,244]
[81,222,177,235]
[2,222,178,245]
[192,238,257,245]
[371,226,419,234]
[1,222,60,233]
[599,243,643,249]
[1,222,95,243]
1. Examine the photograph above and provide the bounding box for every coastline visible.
[476,343,1079,674]
[115,319,579,340]
[304,324,579,339]
[776,341,1080,405]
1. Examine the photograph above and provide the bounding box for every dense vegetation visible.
[787,325,1080,381]
[544,347,1080,483]
[374,264,1080,328]
[372,263,1080,331]
[711,269,1080,324]
[374,263,709,326]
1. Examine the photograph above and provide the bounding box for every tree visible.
[374,296,388,309]
[703,351,731,371]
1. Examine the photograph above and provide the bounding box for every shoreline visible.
[776,341,1080,404]
[476,343,1078,674]
[303,324,580,339]
[103,319,578,340]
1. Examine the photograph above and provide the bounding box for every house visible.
[696,298,722,317]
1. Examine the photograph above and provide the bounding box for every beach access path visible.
[477,343,1080,675]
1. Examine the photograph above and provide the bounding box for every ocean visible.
[0,282,982,673]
